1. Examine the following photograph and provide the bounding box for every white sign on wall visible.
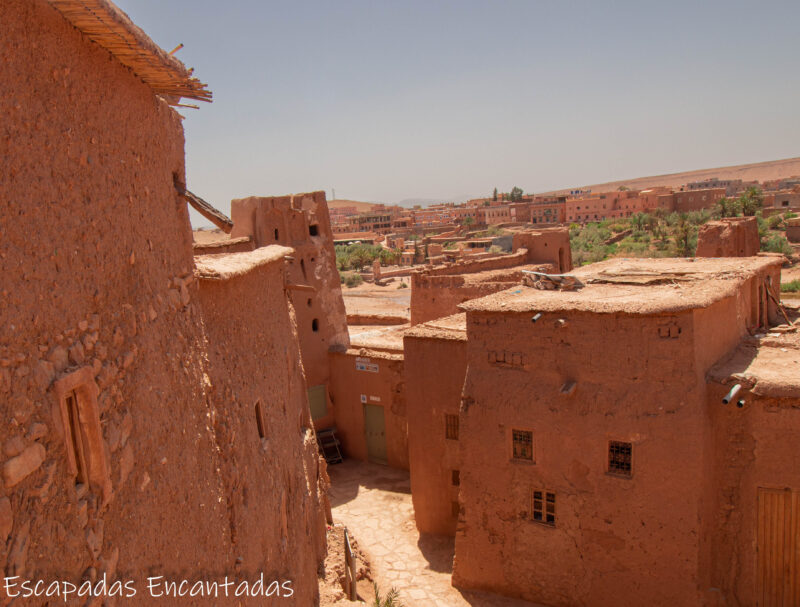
[355,357,379,373]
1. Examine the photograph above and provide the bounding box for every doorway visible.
[757,487,799,606]
[363,404,387,465]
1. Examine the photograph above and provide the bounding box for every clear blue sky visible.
[116,0,800,223]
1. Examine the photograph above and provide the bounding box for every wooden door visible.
[758,488,800,606]
[363,404,387,465]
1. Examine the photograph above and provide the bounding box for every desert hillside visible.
[543,156,800,195]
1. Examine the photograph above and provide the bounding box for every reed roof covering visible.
[47,0,212,103]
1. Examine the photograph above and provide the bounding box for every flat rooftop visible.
[404,313,467,341]
[194,245,293,280]
[709,331,800,398]
[460,257,783,315]
[348,324,409,352]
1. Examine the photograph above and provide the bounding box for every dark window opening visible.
[300,258,307,280]
[532,490,556,526]
[608,441,632,476]
[512,429,533,461]
[274,228,279,241]
[452,470,460,486]
[451,501,460,518]
[307,298,313,307]
[255,401,266,439]
[66,392,88,486]
[311,318,319,332]
[445,414,459,440]
[309,224,319,236]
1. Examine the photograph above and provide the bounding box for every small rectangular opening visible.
[451,501,460,518]
[445,414,459,440]
[309,224,319,236]
[512,429,533,461]
[608,440,632,477]
[451,469,460,486]
[66,392,88,486]
[255,401,266,439]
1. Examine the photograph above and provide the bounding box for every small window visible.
[255,401,266,439]
[451,501,460,518]
[307,298,313,307]
[608,441,632,477]
[512,429,533,461]
[274,228,279,241]
[451,470,460,486]
[309,224,319,236]
[65,392,88,485]
[311,318,319,332]
[532,490,556,526]
[445,414,459,440]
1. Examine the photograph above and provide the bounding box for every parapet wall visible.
[410,265,555,325]
[696,217,760,258]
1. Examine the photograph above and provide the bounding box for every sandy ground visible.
[341,278,411,320]
[192,227,228,244]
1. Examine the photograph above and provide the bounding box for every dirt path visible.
[328,461,540,607]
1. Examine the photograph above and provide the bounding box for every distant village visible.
[331,176,800,239]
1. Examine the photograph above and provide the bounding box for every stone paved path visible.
[329,460,539,607]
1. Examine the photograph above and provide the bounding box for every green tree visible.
[510,186,524,202]
[492,187,498,201]
[739,186,764,216]
[673,214,697,257]
[715,196,741,218]
[463,215,475,227]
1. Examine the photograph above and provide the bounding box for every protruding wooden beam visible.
[175,181,233,233]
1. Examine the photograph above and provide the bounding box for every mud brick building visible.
[451,257,789,606]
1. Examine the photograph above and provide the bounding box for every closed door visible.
[757,488,800,606]
[364,404,387,465]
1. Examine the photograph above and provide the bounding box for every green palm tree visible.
[372,583,404,607]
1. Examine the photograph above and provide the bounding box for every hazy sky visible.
[115,0,800,222]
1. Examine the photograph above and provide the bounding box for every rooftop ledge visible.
[194,245,294,281]
[459,256,784,315]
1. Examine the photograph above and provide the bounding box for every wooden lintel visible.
[286,283,316,292]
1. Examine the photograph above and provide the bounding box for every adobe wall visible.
[0,0,236,594]
[696,217,760,258]
[328,349,408,469]
[704,387,800,606]
[512,228,573,272]
[1,1,327,600]
[195,249,328,603]
[230,192,349,430]
[452,309,710,606]
[403,324,467,535]
[786,218,800,243]
[410,268,546,326]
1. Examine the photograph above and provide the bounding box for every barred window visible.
[532,490,556,526]
[445,414,459,440]
[608,441,632,477]
[512,429,533,461]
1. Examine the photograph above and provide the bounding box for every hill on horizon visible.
[541,156,800,195]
